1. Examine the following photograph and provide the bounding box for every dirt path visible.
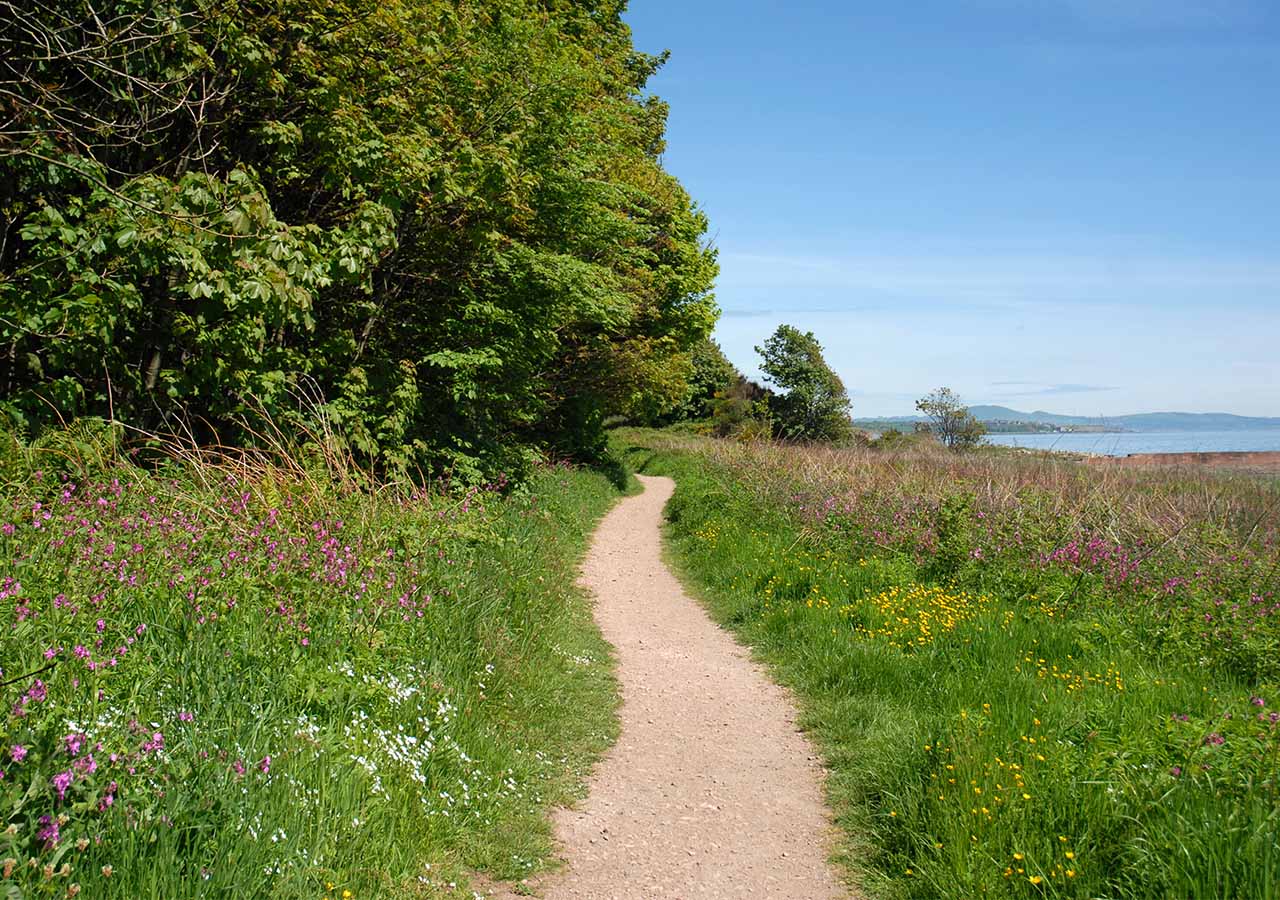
[493,475,847,899]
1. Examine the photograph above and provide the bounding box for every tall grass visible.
[624,429,1279,899]
[0,423,621,898]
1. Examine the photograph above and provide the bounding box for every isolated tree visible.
[916,387,986,450]
[755,325,852,441]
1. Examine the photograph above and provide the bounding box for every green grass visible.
[0,430,624,898]
[622,429,1280,900]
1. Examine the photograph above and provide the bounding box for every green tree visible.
[708,374,772,437]
[655,338,737,423]
[0,0,719,481]
[915,387,987,450]
[754,325,852,441]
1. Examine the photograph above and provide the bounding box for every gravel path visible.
[492,475,848,899]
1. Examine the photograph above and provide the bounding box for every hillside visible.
[857,406,1280,432]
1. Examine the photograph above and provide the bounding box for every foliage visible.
[754,325,852,442]
[658,339,737,424]
[622,428,1280,900]
[0,434,621,897]
[708,376,772,438]
[916,387,987,451]
[0,0,717,481]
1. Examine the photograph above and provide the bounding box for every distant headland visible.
[854,405,1280,434]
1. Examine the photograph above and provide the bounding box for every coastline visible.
[1085,450,1280,474]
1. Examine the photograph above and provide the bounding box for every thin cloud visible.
[998,383,1119,396]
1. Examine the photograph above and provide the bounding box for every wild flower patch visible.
[628,429,1280,899]
[0,451,618,897]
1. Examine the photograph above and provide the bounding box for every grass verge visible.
[621,428,1279,900]
[0,425,622,898]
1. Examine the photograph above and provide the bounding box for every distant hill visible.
[967,406,1280,432]
[855,406,1280,433]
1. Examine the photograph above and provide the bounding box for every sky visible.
[623,0,1280,417]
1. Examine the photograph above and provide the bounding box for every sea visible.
[984,429,1280,457]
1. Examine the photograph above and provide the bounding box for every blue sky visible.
[623,0,1280,417]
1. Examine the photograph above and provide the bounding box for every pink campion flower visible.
[1169,766,1182,777]
[10,745,26,763]
[64,733,86,756]
[141,731,164,753]
[37,815,59,849]
[258,756,271,774]
[1204,733,1225,746]
[95,619,106,633]
[232,759,246,777]
[51,770,73,801]
[1251,696,1266,707]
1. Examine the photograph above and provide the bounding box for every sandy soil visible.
[488,475,848,899]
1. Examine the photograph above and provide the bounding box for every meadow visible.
[624,429,1280,899]
[0,424,622,898]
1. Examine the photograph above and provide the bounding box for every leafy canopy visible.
[0,0,718,482]
[755,324,852,442]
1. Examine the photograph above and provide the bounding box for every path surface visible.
[495,475,847,899]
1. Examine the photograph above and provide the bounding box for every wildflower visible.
[1065,851,1075,859]
[10,745,26,763]
[101,865,113,878]
[258,756,271,774]
[68,885,81,897]
[1170,766,1182,777]
[51,770,73,801]
[2,859,13,878]
[1029,875,1043,885]
[37,815,60,849]
[1066,870,1076,878]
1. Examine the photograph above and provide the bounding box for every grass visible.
[621,428,1280,900]
[0,423,623,898]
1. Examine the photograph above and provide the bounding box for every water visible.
[984,429,1280,457]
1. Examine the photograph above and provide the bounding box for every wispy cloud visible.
[994,382,1119,396]
[717,251,1280,309]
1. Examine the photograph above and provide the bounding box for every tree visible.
[754,325,852,441]
[708,374,772,437]
[0,0,720,482]
[915,387,986,450]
